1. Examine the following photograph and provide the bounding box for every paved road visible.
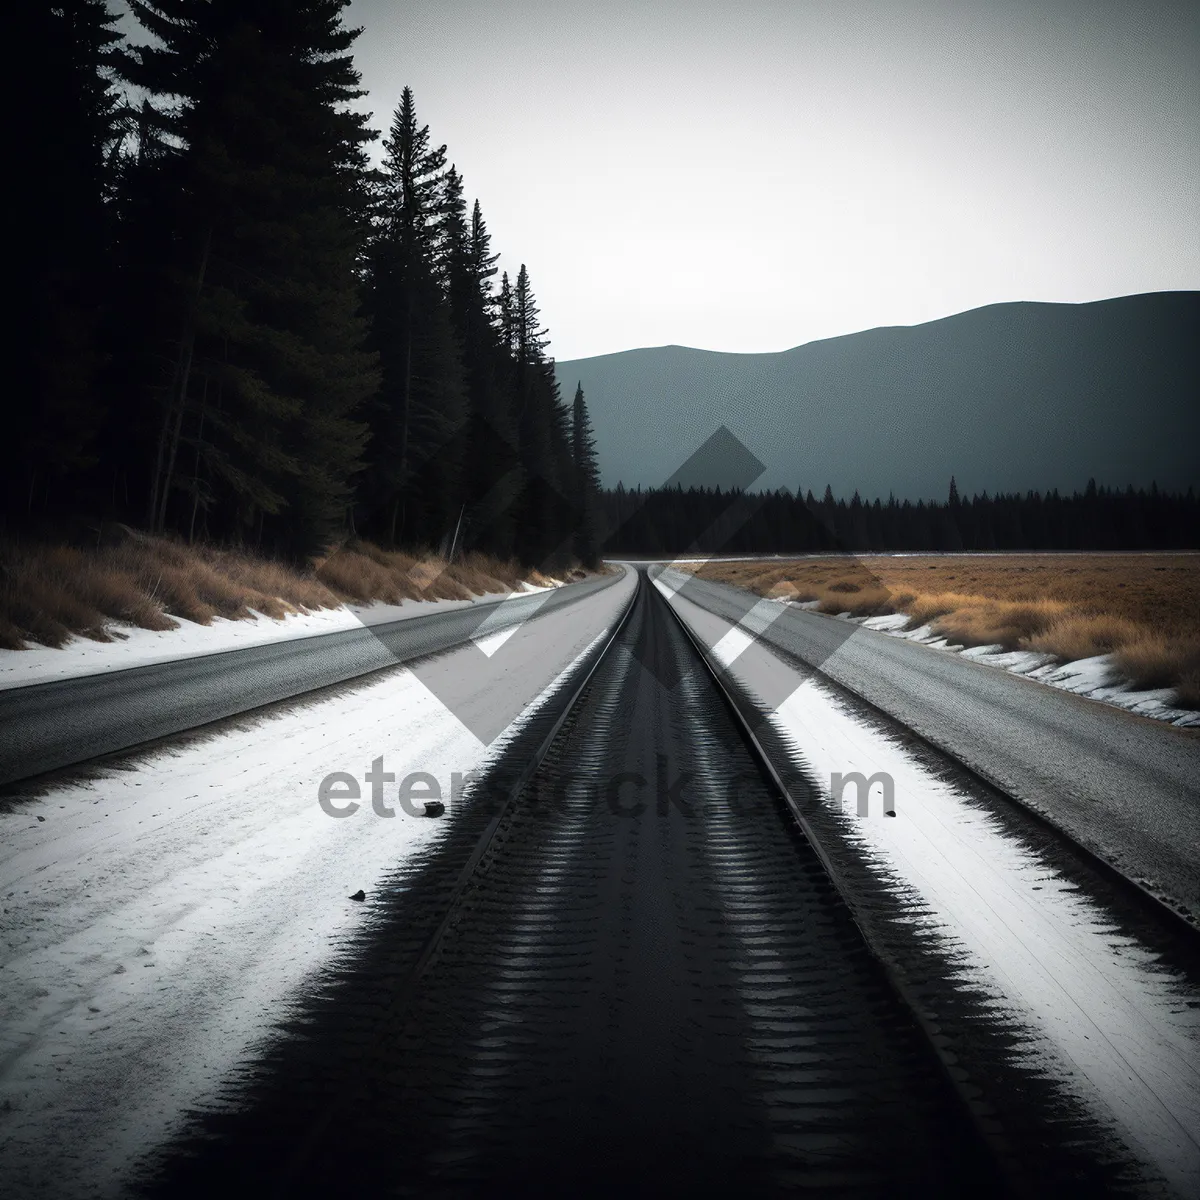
[669,572,1200,920]
[0,572,622,786]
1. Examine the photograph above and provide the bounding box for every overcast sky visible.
[343,1,1198,361]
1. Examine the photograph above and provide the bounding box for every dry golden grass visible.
[691,553,1200,708]
[1115,636,1200,707]
[1027,613,1143,662]
[0,530,574,653]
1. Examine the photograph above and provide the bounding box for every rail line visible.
[136,568,1188,1197]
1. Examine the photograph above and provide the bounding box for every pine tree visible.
[115,0,378,554]
[363,86,466,546]
[439,166,470,297]
[571,383,602,566]
[513,265,550,367]
[497,271,516,357]
[13,1,122,527]
[99,99,184,527]
[440,183,522,557]
[510,265,571,565]
[469,204,500,318]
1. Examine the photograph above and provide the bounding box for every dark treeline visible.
[601,478,1200,555]
[19,2,601,567]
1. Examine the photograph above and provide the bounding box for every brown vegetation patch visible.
[690,553,1200,708]
[0,531,580,654]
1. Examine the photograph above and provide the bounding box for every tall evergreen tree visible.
[362,86,466,546]
[439,181,523,556]
[13,2,122,528]
[469,204,501,324]
[510,264,572,565]
[438,166,470,297]
[513,265,550,368]
[571,383,602,566]
[114,0,378,554]
[99,98,186,527]
[22,11,591,570]
[497,271,516,357]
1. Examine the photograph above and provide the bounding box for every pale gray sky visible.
[191,0,1178,363]
[344,0,1199,360]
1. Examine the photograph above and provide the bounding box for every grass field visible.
[690,554,1200,708]
[0,529,577,653]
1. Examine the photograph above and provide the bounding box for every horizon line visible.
[552,287,1197,364]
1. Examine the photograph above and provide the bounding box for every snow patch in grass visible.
[830,604,1199,727]
[860,612,911,633]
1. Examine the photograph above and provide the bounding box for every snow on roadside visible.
[0,585,561,693]
[0,571,630,1198]
[737,603,1200,728]
[663,582,1200,1198]
[666,565,1197,727]
[851,610,1200,727]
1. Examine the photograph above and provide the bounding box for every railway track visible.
[137,569,1192,1197]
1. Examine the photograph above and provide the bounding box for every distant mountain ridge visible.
[554,292,1199,500]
